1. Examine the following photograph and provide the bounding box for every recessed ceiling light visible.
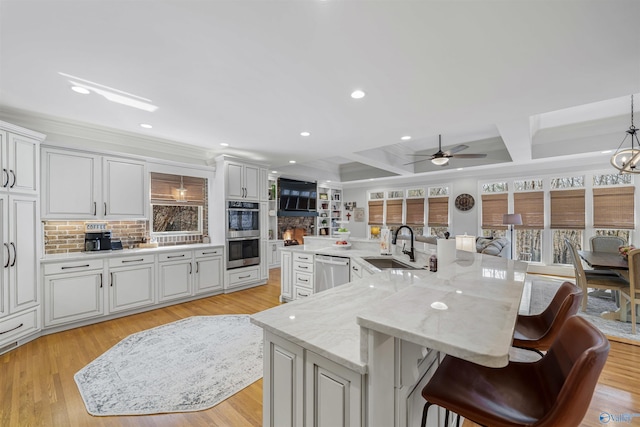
[401,135,411,141]
[271,170,278,174]
[289,160,296,164]
[71,86,90,95]
[457,168,464,171]
[220,143,229,147]
[140,123,152,129]
[300,131,311,137]
[351,90,366,99]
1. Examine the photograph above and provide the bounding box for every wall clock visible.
[455,193,475,211]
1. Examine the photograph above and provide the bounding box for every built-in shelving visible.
[316,185,343,237]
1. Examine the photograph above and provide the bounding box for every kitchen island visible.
[250,240,528,427]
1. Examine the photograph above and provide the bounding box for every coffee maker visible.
[84,230,112,251]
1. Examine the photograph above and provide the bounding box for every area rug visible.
[74,315,263,416]
[527,276,640,342]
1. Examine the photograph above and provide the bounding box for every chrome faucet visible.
[392,225,415,262]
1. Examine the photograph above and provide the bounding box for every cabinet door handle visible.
[298,256,309,260]
[61,264,90,270]
[167,254,186,259]
[238,274,250,279]
[110,272,113,287]
[298,265,308,269]
[2,169,7,187]
[99,273,103,288]
[3,243,9,268]
[93,202,97,216]
[9,242,16,267]
[122,258,144,263]
[196,261,199,274]
[189,263,192,274]
[299,278,308,282]
[0,323,23,335]
[9,170,15,188]
[201,251,219,255]
[104,202,107,216]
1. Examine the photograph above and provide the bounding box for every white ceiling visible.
[1,0,639,183]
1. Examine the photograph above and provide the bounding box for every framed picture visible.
[319,194,329,200]
[344,201,357,211]
[354,207,365,222]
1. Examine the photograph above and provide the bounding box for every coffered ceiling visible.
[1,0,639,183]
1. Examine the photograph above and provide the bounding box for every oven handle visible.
[226,236,261,241]
[227,208,260,212]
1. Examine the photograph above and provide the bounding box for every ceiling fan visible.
[405,134,487,166]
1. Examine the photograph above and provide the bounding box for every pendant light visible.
[611,95,640,174]
[177,176,187,201]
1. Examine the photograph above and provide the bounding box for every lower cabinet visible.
[194,248,223,294]
[280,251,292,301]
[0,306,40,350]
[263,331,364,427]
[43,260,104,327]
[158,250,193,302]
[107,255,155,313]
[227,265,260,290]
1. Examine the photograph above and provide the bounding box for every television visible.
[278,178,318,215]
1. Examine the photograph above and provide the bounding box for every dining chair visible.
[565,238,629,312]
[620,248,640,334]
[420,316,610,427]
[589,235,626,254]
[512,281,582,356]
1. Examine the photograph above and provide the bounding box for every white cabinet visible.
[43,259,104,327]
[0,131,40,195]
[193,247,223,294]
[263,332,304,427]
[107,255,155,313]
[227,265,261,290]
[158,250,193,302]
[269,240,284,268]
[41,148,147,219]
[293,252,313,300]
[280,251,292,302]
[226,161,260,200]
[305,351,364,427]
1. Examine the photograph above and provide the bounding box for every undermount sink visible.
[362,257,421,270]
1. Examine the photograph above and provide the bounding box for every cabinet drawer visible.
[293,253,313,263]
[194,247,223,259]
[294,271,313,288]
[293,260,314,273]
[0,307,40,349]
[108,254,155,267]
[43,259,103,275]
[294,286,312,299]
[228,267,260,286]
[158,251,192,262]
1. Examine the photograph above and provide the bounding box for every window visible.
[481,193,508,237]
[482,182,508,193]
[428,197,448,235]
[514,191,544,262]
[385,199,403,225]
[550,189,585,263]
[150,173,205,234]
[593,186,634,229]
[406,198,425,227]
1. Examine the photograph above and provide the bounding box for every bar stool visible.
[512,281,582,356]
[420,316,609,427]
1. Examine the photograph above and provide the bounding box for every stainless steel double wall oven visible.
[226,200,260,269]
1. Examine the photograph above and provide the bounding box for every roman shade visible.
[151,173,206,206]
[481,194,508,229]
[406,198,425,225]
[514,191,544,229]
[385,199,403,225]
[368,200,384,224]
[550,189,585,229]
[428,197,449,227]
[593,186,635,229]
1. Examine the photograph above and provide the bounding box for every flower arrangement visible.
[618,245,636,260]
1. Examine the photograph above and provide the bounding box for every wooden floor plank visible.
[2,267,639,426]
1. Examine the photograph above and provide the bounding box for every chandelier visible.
[611,95,640,174]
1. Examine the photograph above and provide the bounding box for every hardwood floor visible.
[2,268,639,426]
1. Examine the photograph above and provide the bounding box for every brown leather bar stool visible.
[512,281,582,356]
[420,316,609,427]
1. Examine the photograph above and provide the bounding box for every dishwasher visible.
[314,254,351,293]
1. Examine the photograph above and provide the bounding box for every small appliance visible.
[84,230,113,252]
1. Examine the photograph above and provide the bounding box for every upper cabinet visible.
[226,160,260,200]
[41,147,148,220]
[0,124,43,195]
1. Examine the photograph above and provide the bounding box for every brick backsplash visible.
[43,220,207,254]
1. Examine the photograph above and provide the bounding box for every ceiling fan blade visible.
[442,144,468,156]
[451,153,487,159]
[403,159,429,166]
[410,154,438,157]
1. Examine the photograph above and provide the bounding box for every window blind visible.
[385,199,403,225]
[514,191,544,229]
[428,197,449,227]
[550,189,585,229]
[151,173,206,206]
[593,186,635,229]
[368,200,384,224]
[481,194,508,229]
[406,198,425,225]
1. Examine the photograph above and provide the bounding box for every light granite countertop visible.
[40,243,224,263]
[250,241,528,374]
